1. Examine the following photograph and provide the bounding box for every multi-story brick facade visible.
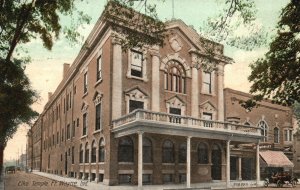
[26,2,296,188]
[27,116,42,171]
[224,88,294,178]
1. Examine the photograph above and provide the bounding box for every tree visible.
[248,0,300,106]
[0,0,90,176]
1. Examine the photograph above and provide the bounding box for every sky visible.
[3,0,289,161]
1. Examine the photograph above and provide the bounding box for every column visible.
[112,38,122,120]
[256,143,260,186]
[191,54,199,118]
[187,136,191,188]
[238,157,242,180]
[138,132,143,190]
[151,47,160,112]
[217,63,225,121]
[226,140,230,188]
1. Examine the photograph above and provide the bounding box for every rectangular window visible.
[63,98,66,113]
[71,146,74,164]
[72,121,75,137]
[169,107,181,123]
[83,73,88,94]
[66,94,69,111]
[95,104,101,131]
[69,93,72,109]
[284,129,293,141]
[61,129,64,141]
[179,174,186,183]
[97,56,102,81]
[163,174,173,184]
[131,50,143,78]
[77,118,79,127]
[99,174,104,182]
[143,174,152,185]
[129,100,144,113]
[202,112,213,127]
[119,174,132,184]
[67,124,70,140]
[83,113,87,136]
[203,72,212,94]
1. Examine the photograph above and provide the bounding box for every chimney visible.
[63,63,70,78]
[48,92,52,101]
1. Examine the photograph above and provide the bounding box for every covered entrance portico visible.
[112,109,262,189]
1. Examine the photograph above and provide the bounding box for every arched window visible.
[274,127,279,143]
[258,121,268,142]
[143,137,152,163]
[118,136,134,162]
[162,140,174,163]
[198,143,208,164]
[164,61,186,93]
[85,142,89,163]
[99,138,105,162]
[178,143,186,163]
[91,140,97,163]
[79,144,83,163]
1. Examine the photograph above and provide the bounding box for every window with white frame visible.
[202,112,213,128]
[129,100,144,113]
[164,61,186,94]
[82,113,87,136]
[284,128,293,142]
[91,140,97,163]
[96,56,102,81]
[83,72,88,94]
[95,103,101,131]
[99,138,105,162]
[130,50,143,78]
[125,87,148,114]
[203,72,212,94]
[274,127,279,143]
[258,121,268,142]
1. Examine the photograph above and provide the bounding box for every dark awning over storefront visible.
[260,150,294,168]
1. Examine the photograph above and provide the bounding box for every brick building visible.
[224,88,294,178]
[27,116,42,171]
[26,2,295,189]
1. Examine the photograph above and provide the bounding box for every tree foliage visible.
[103,0,165,50]
[248,0,300,106]
[0,58,38,146]
[0,0,91,149]
[0,0,91,61]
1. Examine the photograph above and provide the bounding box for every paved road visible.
[4,171,83,190]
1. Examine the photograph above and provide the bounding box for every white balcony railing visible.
[112,109,261,135]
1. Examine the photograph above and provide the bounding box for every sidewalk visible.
[33,171,263,190]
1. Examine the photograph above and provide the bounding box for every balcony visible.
[112,109,262,143]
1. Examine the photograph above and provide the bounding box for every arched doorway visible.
[211,144,222,180]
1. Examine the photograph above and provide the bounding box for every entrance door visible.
[230,157,237,180]
[211,144,222,180]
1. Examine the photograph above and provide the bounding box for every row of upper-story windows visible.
[82,49,213,96]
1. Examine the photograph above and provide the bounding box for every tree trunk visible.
[0,144,3,180]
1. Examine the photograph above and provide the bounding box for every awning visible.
[260,150,294,168]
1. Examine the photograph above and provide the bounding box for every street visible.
[4,171,82,190]
[3,171,300,190]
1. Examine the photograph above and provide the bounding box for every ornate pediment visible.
[200,101,216,112]
[93,91,103,105]
[81,101,89,113]
[166,96,185,108]
[125,86,148,100]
